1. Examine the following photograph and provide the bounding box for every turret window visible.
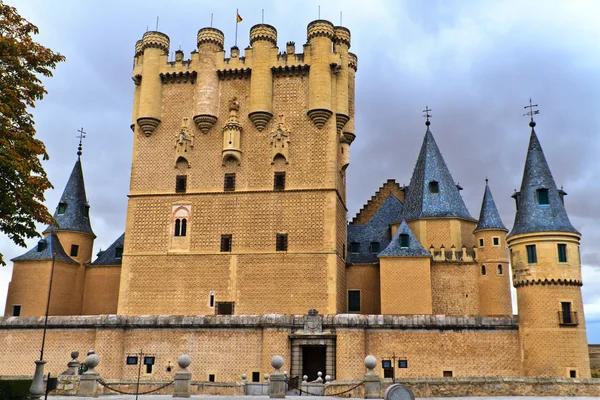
[493,237,500,246]
[399,234,409,248]
[526,245,537,264]
[11,305,21,317]
[537,188,549,205]
[481,265,486,275]
[559,302,578,326]
[479,238,484,247]
[115,247,123,259]
[558,244,567,263]
[57,202,67,215]
[497,264,503,275]
[429,181,439,194]
[70,244,79,257]
[37,240,47,252]
[370,242,380,254]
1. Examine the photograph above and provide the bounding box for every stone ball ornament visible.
[178,354,191,369]
[271,355,284,370]
[71,350,79,360]
[364,355,377,370]
[84,353,100,370]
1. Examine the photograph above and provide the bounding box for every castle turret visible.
[307,20,334,128]
[473,180,512,315]
[222,97,242,163]
[193,28,225,133]
[135,31,170,136]
[248,24,277,131]
[507,119,589,377]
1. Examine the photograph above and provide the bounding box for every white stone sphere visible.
[364,355,377,370]
[178,354,191,369]
[264,373,270,381]
[317,371,322,377]
[84,353,99,369]
[284,371,288,377]
[71,350,79,360]
[325,375,331,382]
[242,373,248,380]
[271,355,284,370]
[303,375,308,381]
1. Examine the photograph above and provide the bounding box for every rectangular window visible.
[537,188,549,205]
[144,356,155,374]
[209,374,215,382]
[558,244,567,263]
[560,301,576,325]
[274,172,286,191]
[176,175,187,193]
[443,370,453,377]
[70,244,79,257]
[342,244,346,260]
[383,368,393,379]
[209,291,215,307]
[252,372,260,382]
[370,242,380,254]
[216,302,234,315]
[115,247,123,259]
[493,237,500,246]
[348,290,360,312]
[126,356,138,365]
[479,238,484,247]
[570,370,577,378]
[350,242,360,254]
[220,234,232,252]
[37,240,47,252]
[11,305,21,317]
[429,181,439,193]
[526,245,537,264]
[399,234,409,248]
[57,203,67,215]
[276,233,288,251]
[224,173,236,191]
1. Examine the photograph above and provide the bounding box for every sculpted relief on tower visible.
[270,114,290,163]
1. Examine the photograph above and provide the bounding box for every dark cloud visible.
[1,1,599,337]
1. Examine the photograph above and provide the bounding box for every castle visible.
[0,19,590,382]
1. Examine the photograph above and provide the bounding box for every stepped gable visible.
[379,220,431,257]
[347,194,403,264]
[92,233,125,266]
[43,158,95,236]
[508,127,578,237]
[474,180,507,232]
[399,126,474,221]
[12,233,78,265]
[351,179,404,225]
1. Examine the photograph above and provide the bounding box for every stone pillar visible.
[269,355,286,398]
[316,371,323,383]
[78,352,100,398]
[301,375,308,393]
[173,355,192,398]
[64,351,80,375]
[363,355,381,399]
[29,360,47,400]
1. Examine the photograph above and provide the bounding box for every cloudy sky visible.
[2,0,600,339]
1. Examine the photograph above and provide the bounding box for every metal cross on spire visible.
[523,98,539,128]
[423,106,432,126]
[76,127,86,157]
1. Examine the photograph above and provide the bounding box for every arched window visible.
[181,218,187,237]
[172,205,191,239]
[481,265,486,275]
[497,264,503,275]
[174,219,181,237]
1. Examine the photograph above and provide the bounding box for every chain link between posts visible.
[293,380,364,397]
[97,379,173,395]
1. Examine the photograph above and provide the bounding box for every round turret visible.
[140,31,170,54]
[134,40,143,57]
[333,26,351,48]
[307,20,334,41]
[349,53,358,71]
[249,24,277,46]
[197,27,224,50]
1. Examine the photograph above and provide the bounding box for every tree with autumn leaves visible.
[0,1,65,265]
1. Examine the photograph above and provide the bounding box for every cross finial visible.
[76,127,86,157]
[523,98,539,128]
[423,105,432,127]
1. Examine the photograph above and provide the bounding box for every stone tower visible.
[5,157,96,316]
[119,20,357,315]
[507,120,590,377]
[473,180,512,315]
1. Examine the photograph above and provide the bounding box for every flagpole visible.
[235,8,239,47]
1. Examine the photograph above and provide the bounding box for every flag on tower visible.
[237,12,243,23]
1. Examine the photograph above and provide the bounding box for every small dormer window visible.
[350,242,360,254]
[37,240,47,252]
[370,242,380,254]
[429,181,439,194]
[115,247,123,259]
[399,234,409,248]
[537,188,549,205]
[57,202,67,215]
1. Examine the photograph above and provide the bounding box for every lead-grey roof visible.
[508,127,578,237]
[399,127,475,221]
[43,158,95,236]
[347,194,403,264]
[379,220,431,257]
[474,181,507,232]
[12,233,78,265]
[92,233,125,266]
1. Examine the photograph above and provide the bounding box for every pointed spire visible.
[12,232,78,264]
[43,158,95,236]
[379,220,431,257]
[508,124,578,237]
[474,179,507,232]
[399,125,474,221]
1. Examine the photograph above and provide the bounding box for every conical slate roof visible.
[508,127,578,237]
[379,220,431,257]
[92,233,125,266]
[347,194,403,264]
[399,127,474,221]
[43,158,95,236]
[12,232,78,265]
[474,180,507,232]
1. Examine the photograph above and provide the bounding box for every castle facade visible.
[0,19,590,382]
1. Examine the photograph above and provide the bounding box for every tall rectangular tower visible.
[117,20,357,315]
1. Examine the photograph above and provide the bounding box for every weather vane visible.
[76,127,86,156]
[423,105,432,126]
[523,98,539,127]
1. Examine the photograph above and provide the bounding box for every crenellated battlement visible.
[249,23,277,45]
[140,31,170,54]
[348,53,358,71]
[307,19,335,40]
[197,27,225,49]
[333,26,351,48]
